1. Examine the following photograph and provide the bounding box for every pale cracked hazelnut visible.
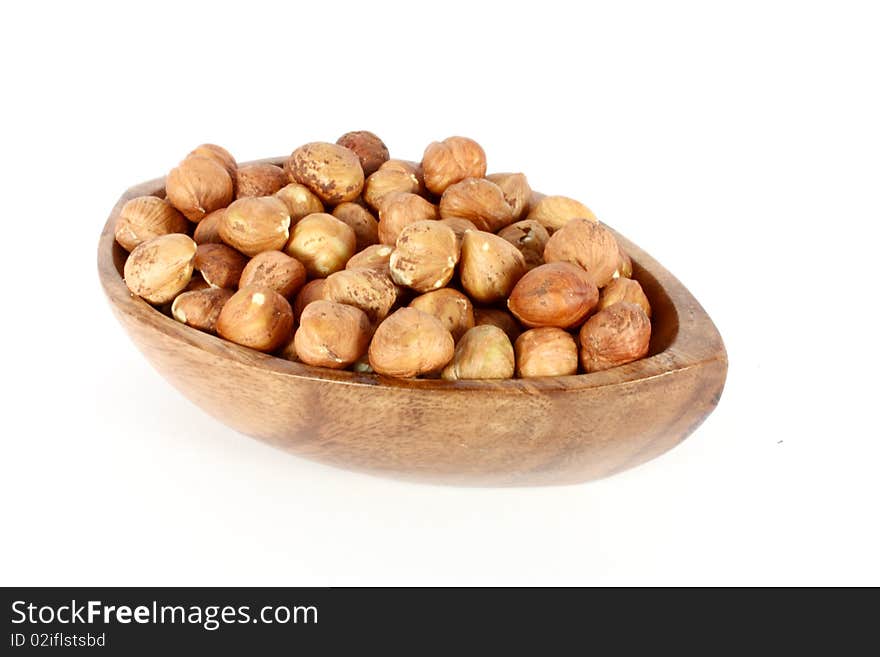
[166,155,234,222]
[124,233,197,305]
[441,325,514,381]
[486,172,531,221]
[285,212,356,277]
[377,192,438,245]
[459,230,527,304]
[115,195,189,252]
[193,208,225,245]
[332,202,380,250]
[578,302,651,372]
[322,268,398,324]
[389,220,459,292]
[274,183,325,222]
[409,288,474,342]
[294,300,372,369]
[239,251,306,299]
[363,163,423,211]
[292,279,326,321]
[219,196,291,257]
[421,136,487,195]
[235,163,288,199]
[368,308,454,378]
[597,277,651,318]
[527,195,597,232]
[515,328,579,378]
[187,144,237,180]
[544,218,620,288]
[345,244,394,275]
[171,287,234,333]
[473,307,522,342]
[216,285,294,353]
[285,142,364,205]
[498,219,550,270]
[336,131,390,177]
[194,243,249,289]
[507,262,599,329]
[439,178,513,232]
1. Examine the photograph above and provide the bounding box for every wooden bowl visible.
[98,158,727,486]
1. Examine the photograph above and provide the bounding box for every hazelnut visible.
[274,183,325,222]
[285,142,364,205]
[578,302,651,372]
[239,250,306,299]
[165,155,234,222]
[292,278,326,321]
[278,336,299,362]
[543,218,620,288]
[389,220,459,292]
[195,243,249,289]
[438,217,478,247]
[473,307,522,342]
[285,212,356,277]
[124,233,197,305]
[336,131,390,177]
[184,272,211,292]
[322,268,398,324]
[616,245,633,279]
[235,163,288,198]
[332,202,380,250]
[294,300,372,369]
[219,196,291,257]
[345,244,394,275]
[598,277,651,318]
[459,230,527,303]
[193,208,225,245]
[527,195,597,232]
[115,195,188,252]
[515,328,579,378]
[507,262,599,328]
[497,219,550,270]
[441,325,515,381]
[171,287,234,333]
[187,144,237,179]
[368,308,455,378]
[486,172,531,220]
[379,159,424,182]
[421,136,487,195]
[409,288,474,342]
[377,192,438,245]
[363,166,423,211]
[216,285,294,353]
[438,178,513,232]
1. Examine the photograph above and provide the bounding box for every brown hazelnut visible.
[515,328,579,378]
[187,144,237,179]
[274,183,325,222]
[218,196,291,257]
[421,136,487,195]
[285,142,364,204]
[616,245,633,279]
[438,178,514,232]
[379,159,424,181]
[441,325,515,381]
[345,244,394,275]
[497,220,550,270]
[336,131,390,177]
[598,277,651,318]
[389,220,459,292]
[184,272,211,292]
[368,308,455,378]
[165,156,234,222]
[332,202,380,250]
[578,302,651,372]
[124,233,197,305]
[438,217,478,247]
[409,288,475,342]
[239,250,306,299]
[377,192,438,245]
[115,196,188,252]
[292,278,326,321]
[507,262,599,328]
[195,243,249,289]
[193,208,225,245]
[486,172,531,221]
[473,308,522,342]
[527,195,597,232]
[294,300,372,369]
[216,285,294,353]
[171,287,234,333]
[363,166,423,211]
[235,163,288,198]
[459,230,527,303]
[322,268,398,324]
[285,212,356,277]
[544,218,620,288]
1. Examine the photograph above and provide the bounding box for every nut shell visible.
[124,233,197,305]
[368,308,454,378]
[235,163,288,198]
[216,285,294,353]
[195,243,249,289]
[238,250,306,299]
[274,183,325,222]
[497,219,550,270]
[166,156,234,222]
[439,178,513,232]
[515,328,579,378]
[441,325,515,381]
[409,288,475,342]
[598,277,651,318]
[421,136,487,195]
[285,213,356,278]
[115,196,189,252]
[332,202,380,251]
[336,131,390,177]
[286,142,364,204]
[377,192,438,245]
[578,302,651,372]
[171,287,234,333]
[459,230,527,303]
[486,172,531,221]
[507,262,599,329]
[527,195,597,232]
[389,220,459,292]
[294,300,372,369]
[322,268,398,324]
[219,196,291,257]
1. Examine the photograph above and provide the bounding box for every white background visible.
[1,0,878,586]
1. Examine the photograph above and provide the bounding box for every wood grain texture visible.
[98,158,728,486]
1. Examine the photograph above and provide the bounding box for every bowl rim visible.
[98,156,727,393]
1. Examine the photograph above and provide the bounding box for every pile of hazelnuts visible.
[116,133,653,380]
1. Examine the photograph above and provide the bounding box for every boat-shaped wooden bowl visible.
[98,157,727,486]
